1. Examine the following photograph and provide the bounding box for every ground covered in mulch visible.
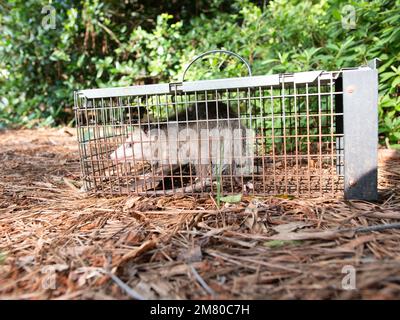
[1,128,400,299]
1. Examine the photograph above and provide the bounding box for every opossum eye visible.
[126,142,133,148]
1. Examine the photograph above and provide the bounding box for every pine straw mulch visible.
[0,128,400,300]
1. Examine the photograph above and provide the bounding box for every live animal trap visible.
[74,50,378,200]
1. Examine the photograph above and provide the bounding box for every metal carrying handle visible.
[181,49,252,82]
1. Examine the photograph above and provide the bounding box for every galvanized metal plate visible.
[76,70,340,100]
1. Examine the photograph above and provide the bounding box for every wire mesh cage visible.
[74,51,378,200]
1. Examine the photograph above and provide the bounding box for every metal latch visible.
[169,82,183,93]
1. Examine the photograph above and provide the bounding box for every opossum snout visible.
[110,150,116,161]
[110,130,149,162]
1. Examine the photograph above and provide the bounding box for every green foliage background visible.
[0,0,399,147]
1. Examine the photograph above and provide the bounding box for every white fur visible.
[110,128,153,162]
[110,126,254,173]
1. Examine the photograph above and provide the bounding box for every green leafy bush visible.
[0,0,399,146]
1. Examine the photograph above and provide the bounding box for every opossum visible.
[110,101,253,180]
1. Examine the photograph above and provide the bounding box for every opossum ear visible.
[129,129,150,144]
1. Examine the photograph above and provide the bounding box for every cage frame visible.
[74,59,378,200]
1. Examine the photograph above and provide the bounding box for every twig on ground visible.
[107,272,145,300]
[190,264,216,297]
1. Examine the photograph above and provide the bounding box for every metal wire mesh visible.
[74,70,345,197]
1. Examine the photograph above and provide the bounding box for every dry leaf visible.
[201,227,231,238]
[113,239,157,267]
[178,245,202,263]
[272,221,313,234]
[80,222,97,231]
[123,196,142,211]
[130,211,146,222]
[244,200,268,233]
[337,234,376,251]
